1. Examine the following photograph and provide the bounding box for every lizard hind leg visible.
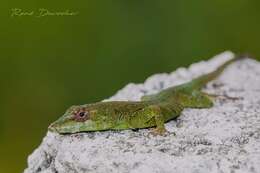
[203,92,241,101]
[181,90,214,108]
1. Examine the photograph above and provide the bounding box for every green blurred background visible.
[1,1,260,172]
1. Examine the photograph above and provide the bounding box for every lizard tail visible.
[190,53,247,89]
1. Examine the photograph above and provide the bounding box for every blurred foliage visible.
[0,0,260,172]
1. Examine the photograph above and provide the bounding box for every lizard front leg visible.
[146,105,168,136]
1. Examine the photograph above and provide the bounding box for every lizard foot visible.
[204,92,241,101]
[150,127,168,136]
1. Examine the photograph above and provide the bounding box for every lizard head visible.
[48,104,112,134]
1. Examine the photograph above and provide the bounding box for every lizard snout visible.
[48,122,58,132]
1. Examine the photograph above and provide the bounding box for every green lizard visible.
[48,55,243,135]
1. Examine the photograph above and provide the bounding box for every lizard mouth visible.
[48,118,89,134]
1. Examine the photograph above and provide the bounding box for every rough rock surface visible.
[24,51,260,173]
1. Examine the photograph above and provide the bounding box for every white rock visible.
[24,51,260,173]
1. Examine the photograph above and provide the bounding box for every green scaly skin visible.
[48,55,243,135]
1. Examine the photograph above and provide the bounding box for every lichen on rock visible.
[24,51,260,173]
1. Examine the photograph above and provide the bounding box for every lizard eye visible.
[79,111,85,117]
[73,108,89,122]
